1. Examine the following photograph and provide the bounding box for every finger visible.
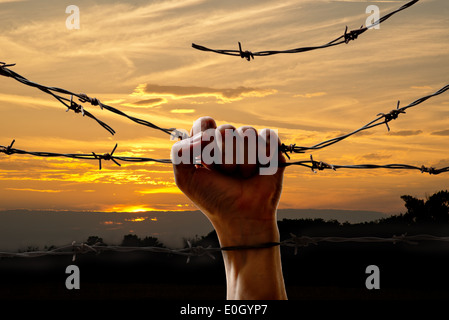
[171,134,201,189]
[236,126,258,179]
[216,124,237,174]
[190,116,217,137]
[173,117,217,189]
[191,116,217,169]
[257,128,285,176]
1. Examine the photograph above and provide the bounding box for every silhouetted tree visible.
[120,234,165,247]
[185,231,219,248]
[86,236,105,246]
[141,236,164,247]
[121,234,141,247]
[394,190,449,225]
[425,190,449,223]
[401,195,426,224]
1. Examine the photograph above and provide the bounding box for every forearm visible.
[211,217,287,300]
[222,245,287,300]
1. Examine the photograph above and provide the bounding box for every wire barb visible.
[238,42,254,61]
[310,155,336,173]
[181,240,216,263]
[280,143,297,159]
[377,100,406,131]
[67,95,85,116]
[420,165,438,175]
[0,61,16,69]
[344,25,365,44]
[0,139,16,155]
[78,93,104,110]
[282,234,318,255]
[92,144,122,170]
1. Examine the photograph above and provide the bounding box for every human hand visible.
[171,116,286,248]
[171,116,287,300]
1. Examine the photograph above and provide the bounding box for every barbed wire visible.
[1,139,449,175]
[192,0,419,61]
[0,140,171,170]
[282,155,449,175]
[280,83,449,157]
[1,80,448,173]
[1,139,448,174]
[281,233,449,255]
[1,233,448,263]
[2,57,447,158]
[0,62,175,136]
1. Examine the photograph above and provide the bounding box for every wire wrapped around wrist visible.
[220,242,281,251]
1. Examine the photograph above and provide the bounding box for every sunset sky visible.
[0,0,448,217]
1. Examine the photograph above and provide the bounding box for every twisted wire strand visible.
[1,140,448,175]
[2,233,448,262]
[280,84,449,157]
[0,140,171,170]
[281,156,449,175]
[0,62,175,136]
[192,0,419,60]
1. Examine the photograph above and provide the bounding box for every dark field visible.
[1,220,449,302]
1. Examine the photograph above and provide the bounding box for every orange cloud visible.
[125,216,148,222]
[358,153,393,161]
[136,186,182,194]
[4,188,66,193]
[122,98,167,108]
[170,109,196,114]
[431,130,449,136]
[132,83,277,103]
[294,92,327,98]
[387,130,423,136]
[410,86,433,90]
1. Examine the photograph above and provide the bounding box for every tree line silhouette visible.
[83,190,449,249]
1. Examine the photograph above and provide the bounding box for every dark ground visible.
[1,219,448,318]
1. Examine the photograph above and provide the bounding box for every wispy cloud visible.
[387,130,423,136]
[136,187,182,195]
[410,86,433,90]
[359,153,393,161]
[122,98,167,108]
[170,109,196,114]
[431,129,449,136]
[4,188,66,193]
[0,0,27,3]
[294,92,327,98]
[132,83,277,103]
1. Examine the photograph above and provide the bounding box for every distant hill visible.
[0,208,388,252]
